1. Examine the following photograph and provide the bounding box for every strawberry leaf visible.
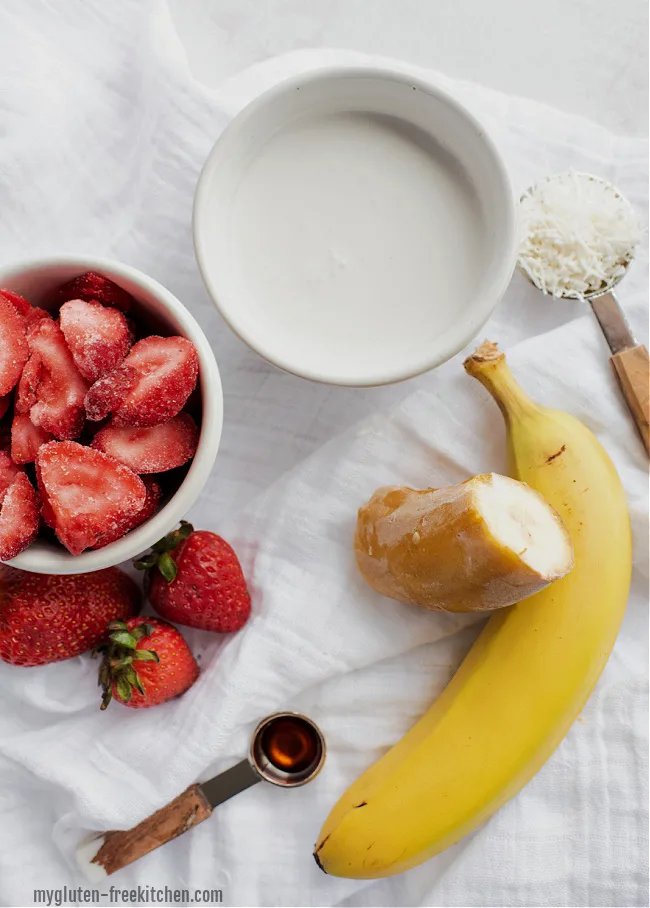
[106,620,128,632]
[158,552,178,584]
[115,677,132,703]
[134,554,157,571]
[109,630,136,649]
[133,521,194,580]
[132,649,159,663]
[131,623,153,641]
[126,667,145,697]
[177,520,193,540]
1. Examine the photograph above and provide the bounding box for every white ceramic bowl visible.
[194,65,517,386]
[2,255,223,575]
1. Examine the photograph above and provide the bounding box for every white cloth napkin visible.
[0,2,647,906]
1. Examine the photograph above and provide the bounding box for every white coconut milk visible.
[227,111,486,380]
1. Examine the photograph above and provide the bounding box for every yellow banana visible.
[314,341,632,879]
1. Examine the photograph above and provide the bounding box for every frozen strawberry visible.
[15,353,42,414]
[23,319,90,439]
[53,272,133,313]
[59,299,132,383]
[24,308,51,329]
[0,290,51,329]
[0,294,28,396]
[34,455,55,528]
[0,424,11,454]
[10,413,52,464]
[0,472,39,561]
[0,289,31,319]
[0,394,11,421]
[91,478,161,549]
[36,441,146,555]
[84,365,136,422]
[84,337,199,428]
[92,413,198,473]
[0,451,20,504]
[114,337,199,427]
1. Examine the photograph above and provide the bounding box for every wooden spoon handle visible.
[610,344,650,456]
[78,784,212,878]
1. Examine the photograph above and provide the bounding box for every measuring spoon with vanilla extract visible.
[76,712,326,880]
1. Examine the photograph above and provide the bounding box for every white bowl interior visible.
[194,67,516,386]
[2,257,222,574]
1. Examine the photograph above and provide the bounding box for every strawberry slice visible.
[0,451,20,504]
[0,294,28,396]
[34,455,55,528]
[84,365,136,422]
[60,299,133,383]
[0,393,11,421]
[0,425,11,454]
[89,336,199,428]
[0,289,31,319]
[23,320,90,439]
[0,290,51,330]
[92,412,198,473]
[91,477,161,549]
[36,441,146,555]
[0,472,39,561]
[15,353,42,414]
[84,337,199,427]
[53,272,133,313]
[10,413,52,465]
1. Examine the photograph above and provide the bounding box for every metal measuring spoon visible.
[519,173,649,455]
[76,712,326,880]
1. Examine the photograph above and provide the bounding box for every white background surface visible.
[168,0,649,138]
[0,3,646,907]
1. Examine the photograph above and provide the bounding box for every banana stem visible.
[463,342,538,423]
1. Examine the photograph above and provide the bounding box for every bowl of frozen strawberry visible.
[0,256,222,574]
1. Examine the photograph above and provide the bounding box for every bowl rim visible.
[193,63,517,387]
[2,254,223,575]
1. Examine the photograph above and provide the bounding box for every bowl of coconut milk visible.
[193,65,517,386]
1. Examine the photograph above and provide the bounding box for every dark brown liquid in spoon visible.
[261,716,320,774]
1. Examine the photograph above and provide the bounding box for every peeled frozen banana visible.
[315,341,631,880]
[355,473,574,612]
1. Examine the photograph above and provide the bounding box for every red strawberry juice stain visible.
[260,716,320,774]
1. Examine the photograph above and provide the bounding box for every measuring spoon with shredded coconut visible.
[518,171,648,455]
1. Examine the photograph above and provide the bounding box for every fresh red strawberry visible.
[90,477,161,549]
[0,472,40,561]
[137,522,251,633]
[59,298,132,383]
[53,272,134,313]
[95,617,199,709]
[0,394,10,421]
[22,319,90,439]
[91,413,198,473]
[0,451,20,504]
[10,412,52,464]
[85,336,199,428]
[0,289,51,330]
[0,293,28,396]
[36,441,146,555]
[0,565,139,666]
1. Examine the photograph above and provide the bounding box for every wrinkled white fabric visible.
[0,2,647,906]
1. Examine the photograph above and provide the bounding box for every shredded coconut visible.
[518,171,639,300]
